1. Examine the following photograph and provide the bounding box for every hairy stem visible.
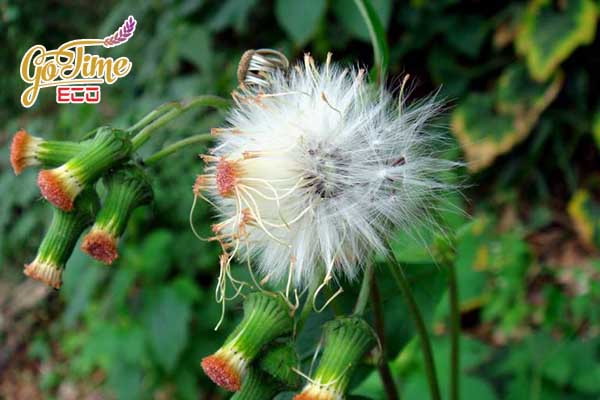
[384,244,441,400]
[144,133,212,165]
[370,275,399,400]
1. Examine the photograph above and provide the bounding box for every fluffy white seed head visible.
[196,54,457,290]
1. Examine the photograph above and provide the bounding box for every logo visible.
[19,16,137,108]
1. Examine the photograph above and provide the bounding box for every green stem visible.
[144,133,213,165]
[370,275,399,400]
[353,261,374,316]
[295,282,319,335]
[127,102,180,134]
[384,244,441,400]
[131,95,230,150]
[449,263,460,400]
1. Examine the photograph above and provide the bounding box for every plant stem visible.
[130,95,230,150]
[354,261,374,316]
[144,133,212,166]
[449,263,460,400]
[295,282,319,335]
[370,275,399,400]
[384,244,441,400]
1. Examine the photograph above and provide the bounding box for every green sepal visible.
[35,140,85,167]
[37,188,100,266]
[311,316,375,395]
[93,164,154,237]
[224,292,293,361]
[231,367,279,400]
[65,126,132,185]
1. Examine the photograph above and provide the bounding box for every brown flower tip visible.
[201,354,242,392]
[24,260,62,289]
[38,169,74,211]
[81,229,118,264]
[10,129,39,175]
[216,159,240,197]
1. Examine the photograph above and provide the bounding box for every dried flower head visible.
[10,129,83,175]
[24,189,99,288]
[201,292,293,391]
[293,316,375,400]
[38,127,132,211]
[195,52,457,294]
[81,165,153,264]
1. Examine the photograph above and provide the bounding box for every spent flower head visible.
[24,188,100,288]
[201,292,293,391]
[194,51,458,295]
[81,164,153,264]
[10,129,84,175]
[294,316,375,400]
[38,127,132,211]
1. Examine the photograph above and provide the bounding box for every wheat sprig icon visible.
[103,16,137,48]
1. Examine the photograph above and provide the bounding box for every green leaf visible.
[209,0,259,33]
[451,64,563,171]
[516,0,598,81]
[332,0,391,42]
[445,14,490,58]
[353,0,390,77]
[275,0,327,45]
[144,286,192,372]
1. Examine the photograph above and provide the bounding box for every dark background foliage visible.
[1,0,600,399]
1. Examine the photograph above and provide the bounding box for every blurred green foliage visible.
[2,0,600,399]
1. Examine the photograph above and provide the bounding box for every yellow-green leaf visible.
[451,64,563,172]
[516,0,598,82]
[568,189,600,249]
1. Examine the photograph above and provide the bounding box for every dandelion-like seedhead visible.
[196,53,457,293]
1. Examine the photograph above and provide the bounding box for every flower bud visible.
[294,317,376,400]
[232,342,300,400]
[10,129,84,175]
[81,165,153,264]
[202,292,293,392]
[24,189,100,288]
[37,127,132,211]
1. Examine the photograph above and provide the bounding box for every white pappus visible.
[193,51,458,307]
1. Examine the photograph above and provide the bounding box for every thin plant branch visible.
[131,95,230,150]
[354,261,374,315]
[384,242,441,400]
[449,263,460,400]
[144,133,213,166]
[370,274,399,400]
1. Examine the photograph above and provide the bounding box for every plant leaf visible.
[516,0,598,81]
[144,286,192,372]
[353,0,390,78]
[568,189,600,249]
[275,0,327,45]
[452,64,563,171]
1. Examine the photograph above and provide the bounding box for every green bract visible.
[37,127,132,211]
[295,316,375,399]
[81,164,153,264]
[23,188,100,289]
[201,292,293,392]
